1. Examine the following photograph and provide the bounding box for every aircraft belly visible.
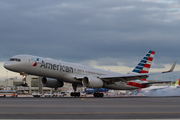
[25,67,81,84]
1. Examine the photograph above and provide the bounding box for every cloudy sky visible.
[0,0,180,81]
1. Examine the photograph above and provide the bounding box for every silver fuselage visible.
[4,55,146,90]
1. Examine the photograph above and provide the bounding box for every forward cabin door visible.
[26,57,34,67]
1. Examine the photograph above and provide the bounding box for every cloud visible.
[0,0,180,80]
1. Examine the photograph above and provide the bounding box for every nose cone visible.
[4,62,13,70]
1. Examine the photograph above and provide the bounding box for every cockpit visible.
[9,58,21,62]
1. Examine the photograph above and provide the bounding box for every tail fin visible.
[173,79,180,86]
[132,50,155,80]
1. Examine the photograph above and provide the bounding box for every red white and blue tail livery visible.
[132,50,155,74]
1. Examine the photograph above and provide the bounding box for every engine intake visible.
[82,76,103,88]
[41,77,64,88]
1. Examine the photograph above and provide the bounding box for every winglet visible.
[163,60,177,73]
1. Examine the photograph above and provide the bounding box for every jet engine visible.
[82,76,104,88]
[41,77,64,88]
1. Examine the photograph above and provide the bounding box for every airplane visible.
[133,79,180,96]
[3,50,177,97]
[138,78,180,92]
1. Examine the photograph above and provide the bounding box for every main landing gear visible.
[70,92,80,97]
[93,88,104,97]
[70,84,80,97]
[94,92,104,97]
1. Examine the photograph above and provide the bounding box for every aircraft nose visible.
[4,62,13,70]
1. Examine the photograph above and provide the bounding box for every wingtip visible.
[163,60,177,73]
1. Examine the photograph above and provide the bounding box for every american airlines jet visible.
[4,50,177,97]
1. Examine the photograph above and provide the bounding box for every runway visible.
[0,97,180,119]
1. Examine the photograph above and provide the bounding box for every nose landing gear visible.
[20,72,28,86]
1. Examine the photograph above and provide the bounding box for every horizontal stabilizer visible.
[140,81,172,85]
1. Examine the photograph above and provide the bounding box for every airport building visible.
[0,75,85,94]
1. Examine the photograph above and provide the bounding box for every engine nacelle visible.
[82,76,103,88]
[41,77,64,88]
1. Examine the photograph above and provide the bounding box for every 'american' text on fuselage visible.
[40,60,73,73]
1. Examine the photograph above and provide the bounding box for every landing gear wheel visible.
[71,92,80,97]
[94,93,104,98]
[100,93,104,97]
[71,84,80,97]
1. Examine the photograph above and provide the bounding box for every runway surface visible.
[0,97,180,119]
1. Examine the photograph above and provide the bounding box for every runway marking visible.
[81,98,142,104]
[81,98,180,106]
[0,112,180,115]
[81,98,85,100]
[1,98,180,108]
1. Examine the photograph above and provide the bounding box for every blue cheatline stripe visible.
[146,54,151,57]
[132,69,141,73]
[135,66,143,70]
[140,60,147,63]
[149,50,153,53]
[143,57,149,60]
[138,63,145,66]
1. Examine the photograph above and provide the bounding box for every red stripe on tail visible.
[151,51,155,54]
[148,57,153,61]
[141,70,148,73]
[144,64,151,68]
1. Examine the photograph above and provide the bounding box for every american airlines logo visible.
[40,60,73,73]
[33,58,39,66]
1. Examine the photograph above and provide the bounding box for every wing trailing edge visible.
[99,60,177,82]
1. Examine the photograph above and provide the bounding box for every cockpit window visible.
[9,58,21,62]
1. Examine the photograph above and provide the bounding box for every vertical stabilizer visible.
[173,79,180,86]
[132,50,155,81]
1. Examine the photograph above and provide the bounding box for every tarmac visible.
[0,96,180,119]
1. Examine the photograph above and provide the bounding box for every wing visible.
[99,72,160,83]
[99,60,177,83]
[75,60,177,84]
